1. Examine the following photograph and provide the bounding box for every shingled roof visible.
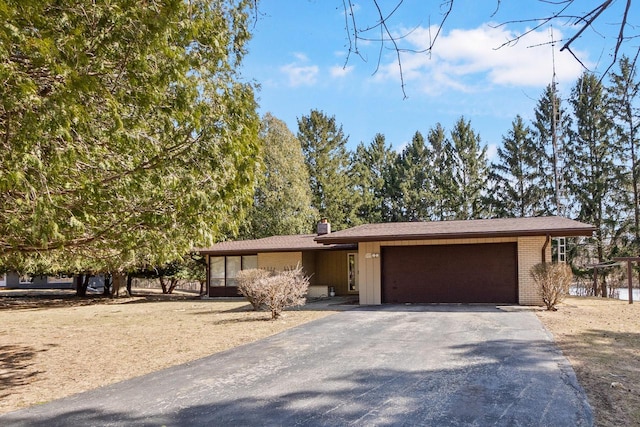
[198,234,356,255]
[314,216,595,244]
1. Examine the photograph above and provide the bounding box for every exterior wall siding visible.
[357,236,548,306]
[302,252,318,285]
[315,250,350,295]
[517,236,549,305]
[358,241,382,305]
[257,252,302,272]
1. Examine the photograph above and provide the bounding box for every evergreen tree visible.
[0,0,259,276]
[568,72,620,293]
[395,131,432,221]
[242,113,316,238]
[449,117,489,219]
[297,110,355,229]
[428,123,458,220]
[608,55,640,250]
[531,84,571,216]
[489,116,544,217]
[351,134,398,223]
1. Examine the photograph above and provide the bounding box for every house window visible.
[0,274,6,287]
[348,253,358,292]
[242,255,258,270]
[19,275,34,285]
[209,255,258,287]
[47,274,73,284]
[210,257,225,287]
[226,256,241,287]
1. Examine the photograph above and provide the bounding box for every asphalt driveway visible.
[2,305,592,426]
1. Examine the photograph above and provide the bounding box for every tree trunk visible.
[126,275,133,296]
[75,275,89,297]
[167,278,179,294]
[103,274,112,296]
[111,272,129,298]
[159,276,168,294]
[199,280,206,296]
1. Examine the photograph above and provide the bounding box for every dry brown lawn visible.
[1,290,638,426]
[0,289,341,414]
[537,296,640,427]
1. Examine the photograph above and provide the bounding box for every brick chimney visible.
[317,218,331,235]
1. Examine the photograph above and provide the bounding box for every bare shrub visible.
[236,269,272,311]
[262,266,310,319]
[530,263,573,311]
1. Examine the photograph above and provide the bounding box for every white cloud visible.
[373,23,590,95]
[292,52,309,62]
[330,65,355,78]
[280,53,319,87]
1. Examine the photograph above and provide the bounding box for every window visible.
[209,255,258,287]
[0,274,6,287]
[348,253,358,292]
[47,274,73,284]
[226,256,241,287]
[19,275,34,285]
[210,257,225,287]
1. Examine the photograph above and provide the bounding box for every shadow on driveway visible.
[1,306,593,426]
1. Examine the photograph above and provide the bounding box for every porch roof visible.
[198,234,356,256]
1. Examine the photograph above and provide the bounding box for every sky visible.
[240,1,639,158]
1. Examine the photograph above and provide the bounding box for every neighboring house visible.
[199,216,595,305]
[3,273,75,289]
[0,273,104,290]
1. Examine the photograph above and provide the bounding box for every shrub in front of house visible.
[236,266,309,318]
[261,266,309,319]
[236,268,272,311]
[530,262,573,311]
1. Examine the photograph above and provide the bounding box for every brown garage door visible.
[382,243,518,303]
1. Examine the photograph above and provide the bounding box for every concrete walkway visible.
[2,305,593,426]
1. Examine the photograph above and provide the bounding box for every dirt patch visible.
[537,296,640,427]
[0,289,341,414]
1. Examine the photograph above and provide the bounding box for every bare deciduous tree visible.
[342,0,637,97]
[531,262,573,310]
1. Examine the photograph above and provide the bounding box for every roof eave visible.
[198,244,357,256]
[315,228,596,244]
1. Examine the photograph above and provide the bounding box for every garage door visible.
[382,243,517,303]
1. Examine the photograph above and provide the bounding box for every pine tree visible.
[568,72,619,294]
[297,110,355,229]
[351,134,398,223]
[242,113,316,238]
[608,55,640,250]
[489,116,544,217]
[530,85,571,216]
[428,123,458,220]
[395,131,432,221]
[449,117,489,219]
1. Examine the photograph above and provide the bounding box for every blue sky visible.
[240,1,638,158]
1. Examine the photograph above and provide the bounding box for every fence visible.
[130,278,204,293]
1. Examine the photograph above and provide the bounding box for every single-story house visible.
[198,216,595,305]
[0,273,75,289]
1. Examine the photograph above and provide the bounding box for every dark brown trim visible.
[199,245,357,256]
[315,228,595,244]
